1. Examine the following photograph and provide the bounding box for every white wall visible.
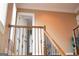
[0,3,8,27]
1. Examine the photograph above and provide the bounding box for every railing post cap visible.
[44,25,46,30]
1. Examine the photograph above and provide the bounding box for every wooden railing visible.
[44,30,65,56]
[8,25,45,56]
[8,25,65,56]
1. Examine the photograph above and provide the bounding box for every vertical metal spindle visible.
[46,36,47,56]
[44,32,48,56]
[18,28,20,55]
[40,29,43,55]
[55,49,58,55]
[22,28,24,55]
[27,28,29,55]
[29,28,32,55]
[55,48,56,55]
[54,47,55,56]
[54,48,55,55]
[29,28,30,55]
[25,28,27,55]
[73,30,77,55]
[54,47,55,55]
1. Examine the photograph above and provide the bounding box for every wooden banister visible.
[9,25,44,29]
[44,30,65,56]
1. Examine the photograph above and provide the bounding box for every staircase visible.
[0,25,65,56]
[44,30,65,56]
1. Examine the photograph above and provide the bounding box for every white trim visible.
[66,53,73,55]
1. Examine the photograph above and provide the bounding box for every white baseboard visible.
[66,53,73,55]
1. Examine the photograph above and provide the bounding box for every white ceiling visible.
[16,3,79,13]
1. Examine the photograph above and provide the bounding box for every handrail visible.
[9,25,45,29]
[73,25,79,30]
[44,30,65,56]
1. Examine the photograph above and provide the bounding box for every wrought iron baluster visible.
[27,28,29,55]
[18,28,20,55]
[29,28,32,55]
[25,28,27,55]
[22,28,24,55]
[40,29,43,55]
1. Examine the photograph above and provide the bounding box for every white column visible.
[32,28,36,55]
[36,28,39,55]
[39,29,42,55]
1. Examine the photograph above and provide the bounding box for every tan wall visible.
[17,9,77,53]
[35,11,77,53]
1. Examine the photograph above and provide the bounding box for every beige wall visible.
[35,11,77,53]
[17,9,77,53]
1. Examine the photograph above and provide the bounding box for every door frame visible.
[17,12,35,55]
